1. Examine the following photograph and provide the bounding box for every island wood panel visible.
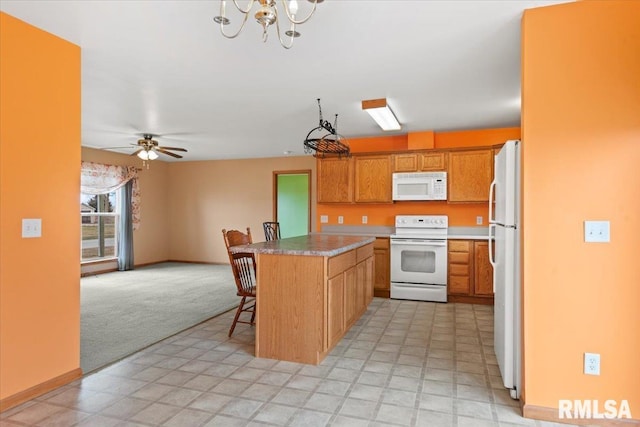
[356,261,366,318]
[343,266,358,329]
[327,274,344,349]
[365,256,374,304]
[255,254,325,364]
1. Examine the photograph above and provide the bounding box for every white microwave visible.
[392,171,447,201]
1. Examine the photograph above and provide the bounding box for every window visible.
[81,192,119,262]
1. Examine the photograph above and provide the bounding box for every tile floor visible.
[1,298,575,427]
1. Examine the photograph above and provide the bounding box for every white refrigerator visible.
[489,139,521,400]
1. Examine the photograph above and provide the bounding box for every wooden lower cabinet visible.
[256,242,374,365]
[448,239,494,304]
[325,243,375,350]
[473,241,494,296]
[373,237,390,298]
[343,266,358,328]
[327,274,345,347]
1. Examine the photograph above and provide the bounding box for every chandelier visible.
[213,0,322,49]
[303,99,350,158]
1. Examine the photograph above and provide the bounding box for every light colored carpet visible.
[80,262,238,373]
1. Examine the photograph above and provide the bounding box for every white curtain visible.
[80,161,140,229]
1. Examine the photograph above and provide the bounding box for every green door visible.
[276,173,309,238]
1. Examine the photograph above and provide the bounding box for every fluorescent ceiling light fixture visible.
[362,98,401,131]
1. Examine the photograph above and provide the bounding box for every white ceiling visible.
[1,0,571,161]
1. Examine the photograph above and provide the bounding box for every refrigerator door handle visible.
[488,223,497,292]
[488,179,497,224]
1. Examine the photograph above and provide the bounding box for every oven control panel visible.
[395,215,448,229]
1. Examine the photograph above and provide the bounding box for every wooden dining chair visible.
[222,228,256,336]
[227,252,257,337]
[262,222,281,241]
[222,227,253,262]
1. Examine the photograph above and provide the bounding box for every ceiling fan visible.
[128,134,187,160]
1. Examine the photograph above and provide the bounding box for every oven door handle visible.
[390,239,447,246]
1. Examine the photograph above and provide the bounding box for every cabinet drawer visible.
[449,264,470,276]
[449,241,470,252]
[449,252,469,264]
[356,243,374,263]
[449,275,470,294]
[374,237,389,249]
[328,250,356,277]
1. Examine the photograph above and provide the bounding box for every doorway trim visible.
[272,170,312,234]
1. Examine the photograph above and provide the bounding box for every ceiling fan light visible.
[362,98,401,131]
[137,150,150,160]
[147,150,159,160]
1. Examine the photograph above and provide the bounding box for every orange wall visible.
[167,156,316,264]
[522,0,640,415]
[81,147,170,265]
[0,13,81,400]
[435,127,520,149]
[318,127,521,229]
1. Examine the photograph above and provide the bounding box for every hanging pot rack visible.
[303,99,350,158]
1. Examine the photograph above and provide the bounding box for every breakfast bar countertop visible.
[230,234,375,257]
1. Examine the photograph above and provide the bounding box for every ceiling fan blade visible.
[130,149,143,157]
[156,148,183,159]
[157,146,188,152]
[103,144,138,149]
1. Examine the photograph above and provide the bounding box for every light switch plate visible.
[22,218,42,238]
[320,215,328,223]
[584,220,610,243]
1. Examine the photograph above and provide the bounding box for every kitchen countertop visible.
[230,234,375,257]
[319,225,395,238]
[318,225,489,240]
[447,226,490,240]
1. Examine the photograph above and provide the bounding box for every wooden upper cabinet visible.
[419,152,447,171]
[448,149,493,203]
[354,155,392,203]
[393,152,447,172]
[393,154,419,172]
[317,157,353,203]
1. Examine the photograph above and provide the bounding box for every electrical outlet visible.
[584,352,600,375]
[362,216,368,224]
[338,216,344,224]
[476,216,483,225]
[320,215,328,223]
[584,221,610,243]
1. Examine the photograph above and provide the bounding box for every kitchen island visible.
[230,234,375,365]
